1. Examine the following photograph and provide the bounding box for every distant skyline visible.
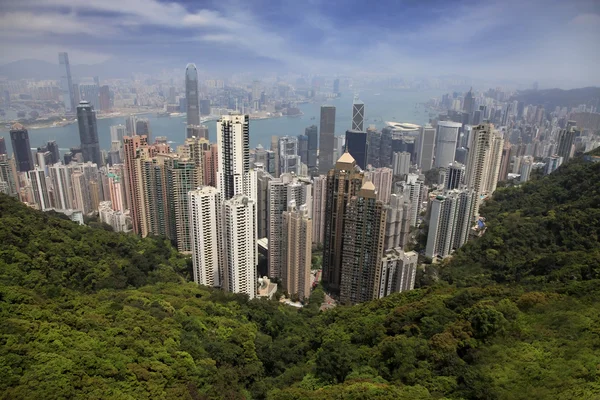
[0,0,599,87]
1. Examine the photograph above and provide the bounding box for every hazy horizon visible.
[1,0,599,88]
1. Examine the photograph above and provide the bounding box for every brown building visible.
[282,201,312,300]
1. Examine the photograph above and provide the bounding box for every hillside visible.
[510,86,600,110]
[1,149,600,399]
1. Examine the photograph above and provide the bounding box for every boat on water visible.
[156,112,170,118]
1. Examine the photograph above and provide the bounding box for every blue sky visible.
[1,0,599,86]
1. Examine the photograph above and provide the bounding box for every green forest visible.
[1,148,600,399]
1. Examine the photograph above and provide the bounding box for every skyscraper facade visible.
[418,124,436,171]
[444,162,465,190]
[378,248,418,298]
[434,121,462,168]
[365,167,393,204]
[0,137,6,155]
[185,63,200,126]
[189,186,222,287]
[352,97,365,131]
[322,152,364,293]
[311,174,327,245]
[123,135,149,234]
[392,151,411,176]
[318,105,336,174]
[305,125,318,170]
[383,194,412,250]
[217,114,253,201]
[77,101,102,166]
[282,201,312,300]
[339,181,386,305]
[9,124,34,173]
[58,52,74,113]
[49,163,75,210]
[557,125,577,161]
[278,136,301,175]
[29,169,50,210]
[345,130,368,169]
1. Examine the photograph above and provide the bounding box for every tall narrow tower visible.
[217,113,253,200]
[352,96,365,131]
[77,101,102,166]
[185,63,200,126]
[58,52,74,113]
[9,124,34,173]
[318,105,336,174]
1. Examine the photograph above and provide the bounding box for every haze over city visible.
[1,0,599,87]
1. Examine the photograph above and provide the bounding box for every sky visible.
[0,0,599,87]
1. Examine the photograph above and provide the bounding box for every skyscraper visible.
[425,189,475,259]
[365,167,393,204]
[345,130,368,169]
[305,125,318,170]
[318,105,336,174]
[256,169,272,239]
[49,163,75,210]
[29,169,50,210]
[46,141,60,165]
[0,137,6,155]
[557,125,577,161]
[203,143,218,187]
[99,85,110,111]
[392,152,411,176]
[9,124,34,173]
[312,175,327,245]
[221,194,257,299]
[352,97,364,131]
[297,134,308,165]
[378,248,418,298]
[135,119,151,142]
[463,88,474,116]
[217,114,253,201]
[79,84,100,111]
[189,186,222,287]
[268,174,312,279]
[58,52,74,113]
[397,175,425,227]
[278,136,301,175]
[418,124,436,171]
[123,135,148,234]
[72,172,92,214]
[168,157,197,253]
[464,123,504,219]
[185,63,200,126]
[282,201,312,300]
[339,181,386,305]
[0,155,18,196]
[444,162,465,190]
[383,194,412,250]
[322,152,364,293]
[77,101,102,166]
[434,121,462,168]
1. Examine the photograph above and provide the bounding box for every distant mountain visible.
[510,87,600,110]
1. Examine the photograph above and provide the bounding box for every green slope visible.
[1,148,599,399]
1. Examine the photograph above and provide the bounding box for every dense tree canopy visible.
[1,148,599,399]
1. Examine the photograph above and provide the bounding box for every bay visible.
[0,89,444,156]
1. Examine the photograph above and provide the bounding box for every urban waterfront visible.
[0,89,444,155]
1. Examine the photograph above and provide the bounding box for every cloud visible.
[569,13,600,26]
[0,11,107,36]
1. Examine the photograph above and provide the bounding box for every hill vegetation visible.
[1,148,599,399]
[510,86,600,110]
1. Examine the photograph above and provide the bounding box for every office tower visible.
[545,155,563,175]
[318,105,336,174]
[425,189,475,259]
[125,115,137,136]
[557,126,577,161]
[339,181,386,305]
[444,162,465,190]
[367,129,381,168]
[9,124,34,173]
[200,99,211,116]
[49,163,74,210]
[169,157,197,253]
[58,52,74,113]
[107,171,125,212]
[392,152,411,176]
[455,147,468,165]
[187,124,208,140]
[352,97,365,131]
[519,156,534,182]
[418,124,436,171]
[77,101,102,166]
[434,121,462,168]
[397,175,425,227]
[305,125,318,170]
[312,175,327,245]
[135,119,151,141]
[0,155,18,196]
[282,201,312,300]
[384,194,412,250]
[36,151,51,174]
[256,169,272,239]
[185,63,200,126]
[268,174,312,279]
[365,167,393,204]
[29,169,50,210]
[221,194,257,299]
[203,143,218,187]
[217,114,253,201]
[378,248,418,298]
[333,135,346,164]
[463,88,474,116]
[345,130,368,169]
[297,134,308,165]
[279,136,301,175]
[498,143,512,182]
[333,78,340,94]
[270,136,280,178]
[72,172,92,214]
[322,152,364,292]
[123,135,148,234]
[46,141,60,164]
[189,186,222,287]
[0,137,6,155]
[464,123,504,218]
[99,85,110,111]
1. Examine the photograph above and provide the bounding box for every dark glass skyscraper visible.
[345,130,368,169]
[352,98,364,131]
[76,101,102,166]
[185,63,200,126]
[59,52,74,113]
[305,125,318,170]
[0,137,6,155]
[46,141,60,164]
[10,123,34,173]
[318,106,336,174]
